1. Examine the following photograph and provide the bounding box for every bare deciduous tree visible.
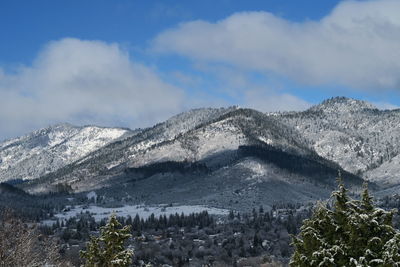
[0,210,70,266]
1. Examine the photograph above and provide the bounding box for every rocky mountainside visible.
[280,97,400,186]
[1,96,399,208]
[0,123,131,182]
[22,107,321,192]
[16,105,365,213]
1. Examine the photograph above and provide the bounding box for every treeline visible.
[238,145,363,187]
[0,183,67,221]
[125,161,210,180]
[42,205,312,266]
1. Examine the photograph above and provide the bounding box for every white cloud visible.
[153,0,400,90]
[186,63,312,112]
[243,89,311,112]
[372,101,400,110]
[0,38,184,139]
[170,71,201,87]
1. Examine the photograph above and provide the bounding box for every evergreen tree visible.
[291,180,400,266]
[80,214,133,267]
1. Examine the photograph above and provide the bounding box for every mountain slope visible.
[68,143,363,211]
[280,97,400,185]
[3,96,399,206]
[22,108,303,189]
[19,108,362,205]
[0,123,131,182]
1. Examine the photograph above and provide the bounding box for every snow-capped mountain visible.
[20,106,364,201]
[21,109,299,188]
[0,123,132,181]
[2,96,400,205]
[280,97,400,186]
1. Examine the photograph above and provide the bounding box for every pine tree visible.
[291,180,400,266]
[80,214,133,267]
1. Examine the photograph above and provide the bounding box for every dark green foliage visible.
[125,161,209,180]
[80,214,133,267]
[238,145,363,187]
[0,183,67,221]
[291,181,400,266]
[51,206,309,266]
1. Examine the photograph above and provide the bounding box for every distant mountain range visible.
[1,97,399,209]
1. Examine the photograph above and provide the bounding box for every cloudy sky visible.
[1,0,400,140]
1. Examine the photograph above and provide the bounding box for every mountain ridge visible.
[0,124,132,181]
[308,96,377,113]
[280,97,400,185]
[1,97,399,208]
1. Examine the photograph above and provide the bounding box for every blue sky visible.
[0,0,339,63]
[1,0,400,139]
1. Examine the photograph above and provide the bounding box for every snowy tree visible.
[291,180,400,266]
[80,214,133,267]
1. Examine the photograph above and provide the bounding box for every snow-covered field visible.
[42,204,230,225]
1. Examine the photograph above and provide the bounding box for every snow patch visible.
[42,204,229,225]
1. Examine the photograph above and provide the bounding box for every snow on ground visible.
[62,126,128,158]
[42,204,229,225]
[195,119,245,160]
[86,191,97,202]
[258,136,273,145]
[365,154,400,185]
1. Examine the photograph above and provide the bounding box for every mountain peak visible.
[47,122,76,129]
[0,122,130,182]
[309,96,377,113]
